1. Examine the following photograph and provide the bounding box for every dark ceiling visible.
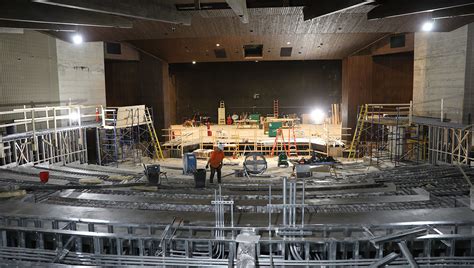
[1,0,474,62]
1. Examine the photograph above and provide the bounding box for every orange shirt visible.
[209,150,225,168]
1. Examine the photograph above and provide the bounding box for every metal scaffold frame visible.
[350,101,473,166]
[0,105,100,167]
[97,106,164,166]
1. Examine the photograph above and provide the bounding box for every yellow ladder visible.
[347,104,368,159]
[144,108,165,160]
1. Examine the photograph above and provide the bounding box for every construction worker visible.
[206,143,225,183]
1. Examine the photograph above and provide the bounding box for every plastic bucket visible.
[194,169,206,188]
[39,171,49,183]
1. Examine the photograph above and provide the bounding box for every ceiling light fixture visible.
[422,21,434,32]
[216,43,220,47]
[192,61,196,64]
[72,34,83,45]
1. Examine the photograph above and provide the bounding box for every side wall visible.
[0,30,59,109]
[413,26,468,123]
[0,30,106,110]
[105,52,172,136]
[342,52,414,135]
[341,55,373,135]
[57,39,106,106]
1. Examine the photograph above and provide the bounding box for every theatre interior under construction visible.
[0,0,473,267]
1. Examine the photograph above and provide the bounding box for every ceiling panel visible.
[49,4,474,62]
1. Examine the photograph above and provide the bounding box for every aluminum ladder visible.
[347,104,368,159]
[144,107,165,160]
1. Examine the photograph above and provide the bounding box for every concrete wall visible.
[0,30,106,111]
[413,26,468,123]
[465,25,474,125]
[0,30,59,110]
[56,39,106,106]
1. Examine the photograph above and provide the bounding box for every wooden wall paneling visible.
[372,52,414,104]
[105,60,141,106]
[341,55,373,136]
[105,53,169,137]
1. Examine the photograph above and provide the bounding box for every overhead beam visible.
[225,0,249,23]
[303,0,375,20]
[0,28,24,34]
[368,0,474,20]
[0,20,77,32]
[432,4,474,19]
[33,0,192,26]
[0,1,132,28]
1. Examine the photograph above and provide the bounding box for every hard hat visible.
[217,143,224,151]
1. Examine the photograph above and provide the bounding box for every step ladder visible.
[288,126,298,157]
[144,108,165,160]
[273,99,279,118]
[347,104,368,159]
[271,128,288,157]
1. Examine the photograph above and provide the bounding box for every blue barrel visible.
[183,153,197,175]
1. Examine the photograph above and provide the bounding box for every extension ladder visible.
[273,99,279,118]
[144,108,165,160]
[347,104,368,159]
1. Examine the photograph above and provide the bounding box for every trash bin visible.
[145,164,161,185]
[39,171,49,183]
[194,169,206,188]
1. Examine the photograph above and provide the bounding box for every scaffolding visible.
[351,102,473,166]
[0,105,100,167]
[97,105,164,166]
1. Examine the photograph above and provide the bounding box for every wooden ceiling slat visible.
[43,4,474,62]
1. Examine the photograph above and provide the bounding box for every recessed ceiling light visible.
[286,41,291,45]
[72,34,83,45]
[422,21,434,32]
[216,43,220,47]
[192,61,196,64]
